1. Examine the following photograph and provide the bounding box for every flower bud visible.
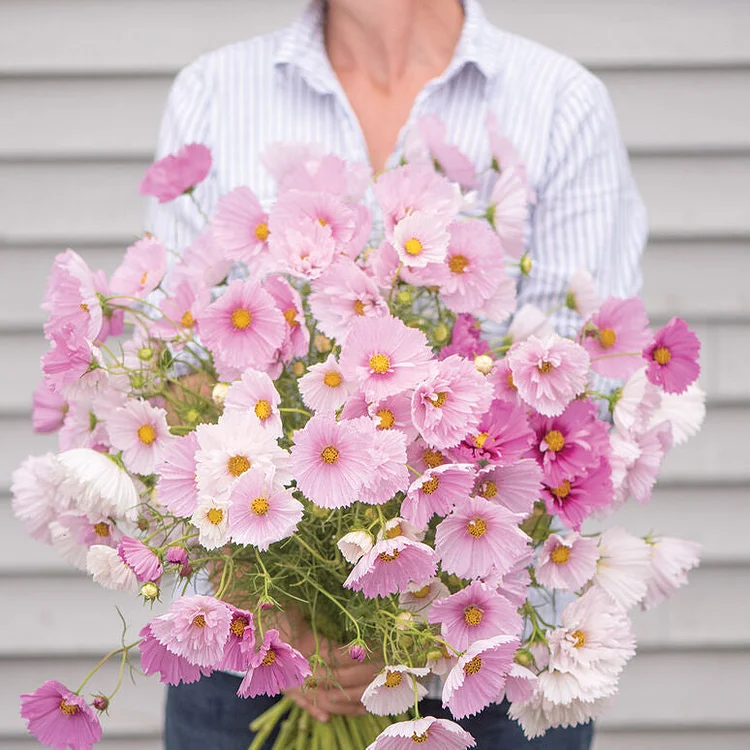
[426,648,445,662]
[211,382,230,407]
[349,644,367,662]
[433,324,449,343]
[137,347,154,362]
[166,546,191,577]
[520,254,533,276]
[292,361,305,377]
[92,695,109,712]
[397,289,413,305]
[474,354,494,375]
[259,600,275,611]
[130,373,145,389]
[185,408,201,424]
[395,611,414,631]
[514,649,534,667]
[140,582,160,601]
[313,334,332,353]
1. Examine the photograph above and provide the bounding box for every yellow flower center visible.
[255,222,269,241]
[473,432,490,449]
[448,254,469,274]
[231,308,252,330]
[411,732,429,744]
[93,522,111,538]
[140,272,149,286]
[376,409,395,429]
[262,649,277,666]
[421,476,440,495]
[227,455,251,477]
[572,629,586,648]
[283,308,298,327]
[599,327,617,349]
[550,480,572,500]
[80,302,89,313]
[192,614,207,628]
[550,544,571,565]
[378,550,400,563]
[423,449,445,469]
[321,445,340,464]
[544,430,565,453]
[369,354,391,374]
[384,671,403,688]
[478,480,498,499]
[463,655,483,676]
[251,497,270,516]
[59,699,79,716]
[231,616,250,637]
[137,424,157,445]
[466,518,488,538]
[318,217,328,227]
[254,399,272,421]
[323,371,343,388]
[206,507,224,525]
[404,237,424,256]
[464,605,483,627]
[180,310,195,328]
[507,372,517,391]
[537,361,554,374]
[411,585,431,599]
[353,299,366,316]
[429,392,448,408]
[653,346,672,365]
[385,523,403,539]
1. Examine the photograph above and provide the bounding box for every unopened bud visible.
[433,324,449,343]
[520,254,533,276]
[130,373,145,389]
[212,382,230,407]
[397,290,413,305]
[259,600,275,611]
[514,649,534,667]
[140,582,160,601]
[92,695,109,712]
[426,648,445,662]
[137,347,154,362]
[394,611,414,631]
[313,334,332,353]
[185,408,201,424]
[292,361,305,377]
[474,354,494,375]
[349,644,367,662]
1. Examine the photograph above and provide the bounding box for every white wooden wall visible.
[1,1,749,747]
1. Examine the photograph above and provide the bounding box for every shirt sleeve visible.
[145,57,220,256]
[518,71,648,337]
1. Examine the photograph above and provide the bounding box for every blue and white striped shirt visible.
[147,0,646,320]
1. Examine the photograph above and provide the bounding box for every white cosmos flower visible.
[613,367,661,438]
[642,535,701,609]
[649,382,706,447]
[508,304,554,343]
[86,545,139,593]
[566,269,601,320]
[361,665,429,716]
[594,527,651,609]
[191,496,231,550]
[336,530,373,564]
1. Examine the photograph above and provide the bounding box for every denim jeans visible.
[164,671,594,750]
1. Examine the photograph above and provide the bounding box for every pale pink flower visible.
[190,496,231,549]
[594,526,651,609]
[392,210,450,268]
[237,629,311,698]
[298,354,354,413]
[535,533,599,591]
[86,544,139,592]
[139,623,212,686]
[262,141,326,185]
[612,366,661,438]
[435,495,530,579]
[270,218,337,280]
[489,358,523,406]
[152,279,210,344]
[643,317,701,394]
[278,153,371,203]
[354,419,410,505]
[118,536,163,583]
[42,323,103,398]
[156,432,200,517]
[473,459,543,516]
[406,439,451,474]
[366,716,475,750]
[400,463,475,530]
[473,271,518,325]
[170,228,234,289]
[211,186,270,261]
[109,235,167,300]
[337,530,374,564]
[411,355,494,450]
[223,368,283,437]
[487,113,525,175]
[488,165,528,258]
[497,662,538,704]
[642,535,701,609]
[649,382,706,446]
[32,380,68,434]
[50,511,121,570]
[227,468,303,550]
[362,665,430,716]
[107,399,171,475]
[140,143,211,202]
[507,304,554,344]
[442,635,519,719]
[566,269,601,319]
[398,578,450,614]
[506,335,590,417]
[166,546,192,578]
[366,392,420,442]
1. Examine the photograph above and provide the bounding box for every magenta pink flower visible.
[149,595,232,668]
[435,495,530,579]
[583,298,652,380]
[488,165,528,258]
[156,432,200,517]
[643,317,701,394]
[223,368,283,437]
[299,354,355,413]
[218,607,256,672]
[198,278,286,374]
[439,314,490,361]
[118,536,163,582]
[139,623,212,686]
[473,459,543,516]
[227,468,303,550]
[536,532,600,591]
[264,274,309,363]
[344,536,437,598]
[367,716,475,750]
[166,546,192,577]
[429,579,522,652]
[237,629,311,698]
[20,680,102,750]
[109,236,167,299]
[392,210,450,268]
[309,257,388,342]
[452,398,533,466]
[290,414,375,509]
[32,381,67,434]
[506,335,590,417]
[211,186,270,262]
[340,315,433,401]
[442,635,519,719]
[527,400,610,487]
[400,463,475,530]
[542,458,614,530]
[411,355,494,450]
[139,143,211,203]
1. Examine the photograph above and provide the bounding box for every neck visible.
[324,0,464,89]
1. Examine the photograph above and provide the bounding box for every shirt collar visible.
[273,0,500,91]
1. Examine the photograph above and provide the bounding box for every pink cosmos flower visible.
[406,438,451,474]
[583,298,652,380]
[227,468,303,550]
[139,143,211,202]
[442,635,519,719]
[20,680,102,750]
[542,458,613,531]
[412,114,478,188]
[528,400,610,487]
[170,228,234,290]
[166,546,192,577]
[439,314,490,361]
[152,279,210,344]
[199,279,286,377]
[223,368,283,437]
[211,186,270,261]
[309,257,388,342]
[337,530,374,564]
[507,304,554,345]
[273,219,337,280]
[362,665,430,716]
[264,274,310,363]
[411,355,494,450]
[149,595,232,668]
[594,526,651,609]
[262,141,326,185]
[367,392,420,442]
[435,495,530,579]
[367,716,475,750]
[339,315,433,401]
[237,629,311,698]
[649,382,706,446]
[498,662,538,704]
[32,381,68,434]
[488,358,523,406]
[57,397,108,452]
[43,249,102,342]
[278,153,371,203]
[487,113,525,176]
[42,323,101,397]
[139,623,212,686]
[643,317,701,394]
[473,459,543,516]
[566,269,601,320]
[398,578,450,615]
[290,414,374,508]
[612,366,661,438]
[344,536,437,598]
[535,532,599,591]
[298,354,354,413]
[118,536,163,583]
[49,511,121,571]
[506,335,590,417]
[353,419,410,505]
[218,607,256,672]
[91,268,125,342]
[86,544,139,592]
[642,536,701,609]
[400,463,475,530]
[155,432,200,517]
[614,421,672,506]
[452,398,533,466]
[107,399,171,475]
[488,165,528,258]
[474,272,518,325]
[109,236,167,299]
[429,579,523,652]
[392,210,450,268]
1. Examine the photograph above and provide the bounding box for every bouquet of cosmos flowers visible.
[13,117,705,750]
